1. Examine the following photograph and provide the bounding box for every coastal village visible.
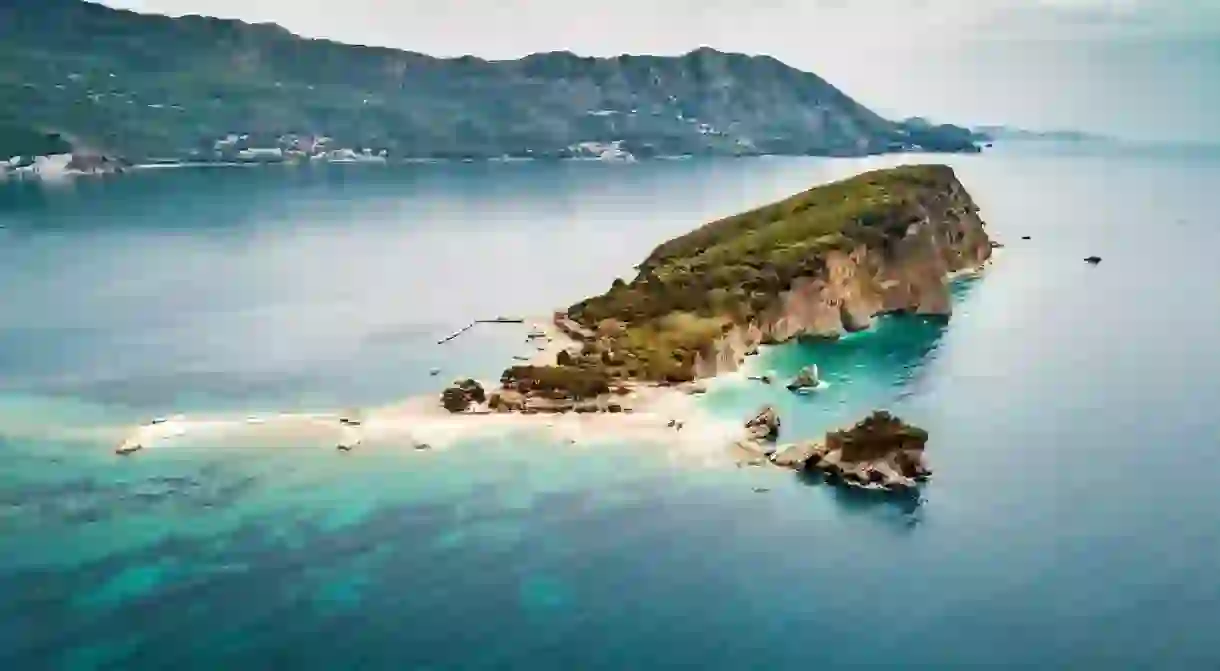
[0,133,648,181]
[0,132,390,180]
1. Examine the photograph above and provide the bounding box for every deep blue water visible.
[2,146,1220,669]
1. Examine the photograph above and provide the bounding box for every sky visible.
[96,0,1220,142]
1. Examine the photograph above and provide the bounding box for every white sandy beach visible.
[105,316,753,462]
[105,384,745,464]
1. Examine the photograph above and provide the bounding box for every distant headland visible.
[970,125,1116,145]
[2,0,982,167]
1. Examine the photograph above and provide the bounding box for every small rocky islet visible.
[760,409,931,492]
[440,163,993,492]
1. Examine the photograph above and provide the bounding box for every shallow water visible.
[3,146,1220,669]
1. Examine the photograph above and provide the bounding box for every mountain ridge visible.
[0,0,980,161]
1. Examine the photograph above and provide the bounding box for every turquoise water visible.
[3,147,1220,668]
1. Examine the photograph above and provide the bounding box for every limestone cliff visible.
[690,172,991,376]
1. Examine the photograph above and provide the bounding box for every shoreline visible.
[105,260,988,459]
[110,315,744,457]
[4,148,998,184]
[107,383,743,461]
[104,160,996,462]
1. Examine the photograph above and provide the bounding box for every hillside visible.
[557,164,993,383]
[0,0,980,161]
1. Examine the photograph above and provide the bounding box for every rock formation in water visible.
[771,410,931,492]
[440,379,487,413]
[744,406,781,443]
[786,365,820,392]
[733,405,784,457]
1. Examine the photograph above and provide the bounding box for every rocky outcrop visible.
[770,441,821,468]
[771,411,931,492]
[440,379,486,413]
[736,406,782,456]
[483,365,625,414]
[500,365,610,399]
[786,365,820,392]
[744,406,781,442]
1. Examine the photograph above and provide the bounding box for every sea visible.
[2,143,1219,669]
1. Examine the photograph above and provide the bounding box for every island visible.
[436,163,992,489]
[108,163,989,492]
[443,163,991,408]
[3,0,982,164]
[768,411,931,491]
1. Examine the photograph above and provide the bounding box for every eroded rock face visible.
[745,406,781,443]
[692,323,763,379]
[770,410,931,492]
[488,389,526,413]
[770,441,820,468]
[690,182,992,378]
[470,167,993,415]
[786,365,820,392]
[440,379,486,413]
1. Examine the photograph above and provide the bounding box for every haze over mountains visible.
[0,0,979,161]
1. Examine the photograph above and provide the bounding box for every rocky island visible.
[109,164,987,490]
[436,163,991,489]
[443,163,991,411]
[768,411,931,492]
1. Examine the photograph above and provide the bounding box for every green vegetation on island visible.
[500,365,612,401]
[1,0,981,162]
[561,165,967,381]
[438,164,990,419]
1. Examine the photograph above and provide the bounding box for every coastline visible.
[2,145,996,184]
[109,315,748,459]
[105,263,993,462]
[103,259,978,462]
[106,165,994,471]
[106,383,744,462]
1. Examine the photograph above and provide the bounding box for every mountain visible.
[0,0,981,161]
